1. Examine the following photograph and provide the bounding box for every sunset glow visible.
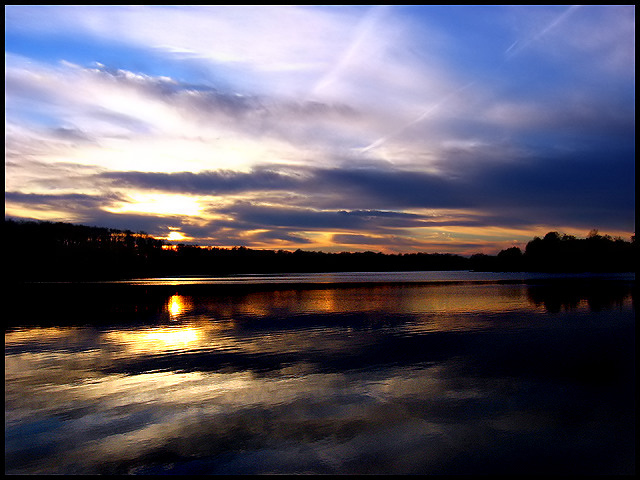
[5,5,635,254]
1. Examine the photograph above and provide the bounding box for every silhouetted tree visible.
[520,230,636,272]
[5,219,636,279]
[496,246,524,271]
[5,218,164,280]
[469,253,496,272]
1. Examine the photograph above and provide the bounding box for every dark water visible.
[5,273,636,474]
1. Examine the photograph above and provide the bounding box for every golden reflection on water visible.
[4,280,636,475]
[5,326,80,344]
[401,284,532,315]
[166,294,192,320]
[111,327,202,353]
[212,284,538,320]
[102,324,219,356]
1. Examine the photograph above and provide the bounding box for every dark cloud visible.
[218,203,435,233]
[330,234,415,248]
[322,148,634,229]
[330,233,487,252]
[312,167,473,209]
[50,127,95,143]
[468,149,635,228]
[249,229,314,245]
[8,141,634,250]
[5,191,116,211]
[95,139,635,234]
[100,168,304,195]
[98,165,473,210]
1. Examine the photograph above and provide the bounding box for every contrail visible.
[358,6,582,155]
[358,81,476,153]
[505,5,581,59]
[312,5,390,97]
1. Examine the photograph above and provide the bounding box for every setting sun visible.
[167,231,187,242]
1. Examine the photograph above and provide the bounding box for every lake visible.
[5,272,636,474]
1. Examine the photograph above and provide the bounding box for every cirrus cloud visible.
[4,5,635,254]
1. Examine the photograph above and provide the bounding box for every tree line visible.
[5,219,636,281]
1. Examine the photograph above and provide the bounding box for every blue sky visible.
[5,5,635,254]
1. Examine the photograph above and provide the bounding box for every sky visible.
[5,5,636,254]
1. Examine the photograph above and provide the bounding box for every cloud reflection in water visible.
[5,279,635,474]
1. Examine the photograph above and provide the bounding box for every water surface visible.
[5,272,635,474]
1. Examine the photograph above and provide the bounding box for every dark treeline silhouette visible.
[6,219,165,280]
[5,219,637,281]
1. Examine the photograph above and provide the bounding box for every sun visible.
[167,231,187,241]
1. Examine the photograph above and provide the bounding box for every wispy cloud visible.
[4,5,635,253]
[505,5,582,58]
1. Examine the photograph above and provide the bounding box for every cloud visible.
[5,191,113,210]
[4,6,635,252]
[94,132,634,226]
[5,6,392,97]
[5,56,371,175]
[218,204,434,232]
[99,169,304,195]
[330,233,484,252]
[504,5,582,59]
[4,191,199,237]
[5,5,460,134]
[505,5,635,78]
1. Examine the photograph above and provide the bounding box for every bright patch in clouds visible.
[4,5,635,254]
[104,193,202,217]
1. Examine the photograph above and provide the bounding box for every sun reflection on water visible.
[104,326,204,355]
[4,279,636,475]
[166,294,191,320]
